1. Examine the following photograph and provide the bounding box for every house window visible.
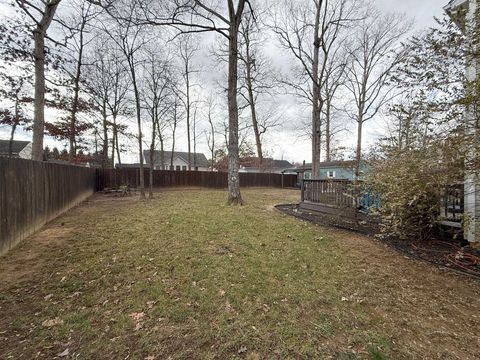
[170,165,174,170]
[176,165,181,171]
[182,165,187,171]
[327,170,336,179]
[195,167,198,171]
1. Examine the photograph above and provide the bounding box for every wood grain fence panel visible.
[98,169,296,189]
[0,158,96,256]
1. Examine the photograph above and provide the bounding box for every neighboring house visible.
[239,158,293,174]
[0,140,32,159]
[143,150,209,171]
[284,160,364,182]
[444,0,479,243]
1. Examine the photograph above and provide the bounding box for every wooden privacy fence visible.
[96,169,297,189]
[0,158,96,256]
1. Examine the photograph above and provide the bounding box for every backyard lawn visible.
[0,188,479,359]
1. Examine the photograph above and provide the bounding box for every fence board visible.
[97,169,297,189]
[0,158,96,256]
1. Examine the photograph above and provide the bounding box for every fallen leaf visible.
[129,312,145,331]
[42,318,64,327]
[58,348,69,357]
[238,345,247,354]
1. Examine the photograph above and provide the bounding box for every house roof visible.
[144,150,209,167]
[116,163,151,169]
[240,157,293,169]
[0,140,30,155]
[284,160,358,173]
[272,159,293,168]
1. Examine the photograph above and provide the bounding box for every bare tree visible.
[204,96,217,170]
[272,0,359,178]
[321,49,347,161]
[169,96,181,169]
[86,35,131,168]
[105,2,149,198]
[238,9,274,164]
[175,34,200,170]
[344,8,411,178]
[142,45,172,198]
[14,0,62,161]
[137,0,251,203]
[60,0,100,162]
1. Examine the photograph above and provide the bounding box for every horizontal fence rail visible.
[0,158,96,256]
[96,169,297,190]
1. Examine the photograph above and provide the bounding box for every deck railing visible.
[301,180,357,207]
[301,179,380,212]
[302,180,465,219]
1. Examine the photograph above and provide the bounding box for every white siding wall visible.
[153,156,208,171]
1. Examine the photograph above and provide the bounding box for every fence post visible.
[301,180,305,202]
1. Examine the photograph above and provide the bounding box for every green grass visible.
[0,188,479,359]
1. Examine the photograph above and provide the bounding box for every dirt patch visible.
[275,203,377,234]
[0,225,73,287]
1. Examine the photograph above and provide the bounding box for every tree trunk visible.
[355,116,363,180]
[227,21,243,204]
[9,96,19,157]
[115,129,121,165]
[132,77,145,198]
[246,64,263,165]
[311,1,323,179]
[193,107,197,169]
[325,98,331,162]
[244,39,263,165]
[102,100,108,169]
[69,20,85,163]
[32,31,46,161]
[159,133,165,169]
[186,68,192,170]
[149,134,155,199]
[171,102,177,169]
[31,1,60,161]
[155,113,165,169]
[9,123,17,158]
[111,114,117,168]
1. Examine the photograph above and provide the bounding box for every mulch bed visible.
[276,203,480,278]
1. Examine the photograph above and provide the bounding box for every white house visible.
[444,0,480,242]
[0,140,32,159]
[143,150,209,171]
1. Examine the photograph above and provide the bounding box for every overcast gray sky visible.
[0,0,449,164]
[264,0,448,164]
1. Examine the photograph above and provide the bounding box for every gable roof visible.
[240,157,293,169]
[272,159,293,168]
[0,140,30,155]
[144,150,209,167]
